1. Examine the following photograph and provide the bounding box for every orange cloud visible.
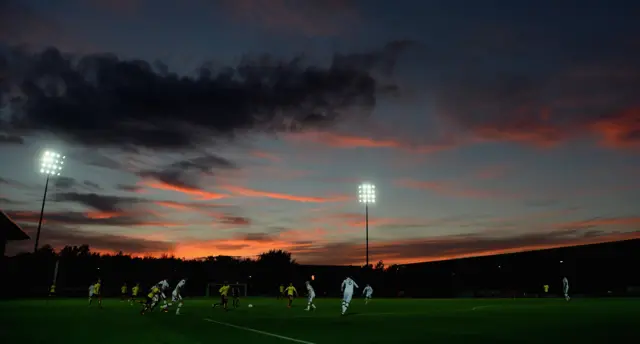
[286,132,456,153]
[85,211,123,219]
[222,185,350,203]
[153,201,247,225]
[394,178,516,199]
[142,180,227,200]
[471,120,565,148]
[171,237,310,259]
[590,108,640,149]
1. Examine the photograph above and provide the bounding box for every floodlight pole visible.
[365,203,369,268]
[34,174,50,253]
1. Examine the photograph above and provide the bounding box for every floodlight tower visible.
[34,151,65,253]
[358,183,376,268]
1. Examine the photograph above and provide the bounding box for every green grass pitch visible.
[1,297,638,343]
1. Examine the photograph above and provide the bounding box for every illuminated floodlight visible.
[40,151,65,176]
[358,183,376,204]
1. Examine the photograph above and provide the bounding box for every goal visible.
[206,283,248,297]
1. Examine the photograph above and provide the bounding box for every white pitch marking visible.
[471,305,497,311]
[204,318,316,344]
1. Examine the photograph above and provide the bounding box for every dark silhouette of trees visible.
[2,239,639,299]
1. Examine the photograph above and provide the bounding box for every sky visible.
[1,0,639,265]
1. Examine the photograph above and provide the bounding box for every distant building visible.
[0,210,30,258]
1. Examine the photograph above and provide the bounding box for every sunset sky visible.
[1,0,639,265]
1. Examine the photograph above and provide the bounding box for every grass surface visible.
[1,297,638,344]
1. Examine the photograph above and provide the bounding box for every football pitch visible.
[1,297,638,344]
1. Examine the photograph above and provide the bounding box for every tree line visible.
[3,239,639,298]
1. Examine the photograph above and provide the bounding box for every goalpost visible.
[206,283,248,297]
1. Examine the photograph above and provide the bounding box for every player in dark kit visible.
[231,286,240,308]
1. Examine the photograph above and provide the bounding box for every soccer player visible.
[90,279,102,308]
[278,284,285,300]
[543,284,549,295]
[363,284,373,305]
[121,283,128,301]
[341,276,359,315]
[49,283,56,297]
[156,279,170,309]
[231,285,240,308]
[129,283,140,305]
[562,277,570,301]
[141,285,161,315]
[88,283,95,303]
[162,278,186,315]
[213,282,230,310]
[285,283,298,308]
[304,281,316,311]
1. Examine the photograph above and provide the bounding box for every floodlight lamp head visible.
[40,150,65,176]
[358,183,376,204]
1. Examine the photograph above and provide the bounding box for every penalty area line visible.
[203,318,317,344]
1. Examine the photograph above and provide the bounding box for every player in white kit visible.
[562,277,570,301]
[161,278,186,314]
[341,277,359,315]
[156,279,170,310]
[362,284,373,305]
[304,281,317,311]
[88,284,94,303]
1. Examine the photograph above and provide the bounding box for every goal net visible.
[206,283,248,297]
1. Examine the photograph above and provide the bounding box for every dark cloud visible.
[220,216,251,226]
[83,180,101,190]
[115,184,144,193]
[137,169,196,190]
[416,6,640,149]
[53,177,102,191]
[53,177,76,189]
[0,177,28,189]
[6,222,174,255]
[240,233,273,242]
[0,197,21,204]
[53,192,139,212]
[1,42,407,150]
[0,133,24,144]
[170,155,237,172]
[5,210,162,228]
[68,150,125,170]
[137,154,238,191]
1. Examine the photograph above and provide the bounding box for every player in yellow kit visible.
[129,283,140,305]
[278,284,285,299]
[49,284,56,297]
[285,283,298,308]
[90,279,102,308]
[212,282,230,311]
[120,283,128,301]
[141,285,160,315]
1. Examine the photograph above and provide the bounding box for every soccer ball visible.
[248,304,253,308]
